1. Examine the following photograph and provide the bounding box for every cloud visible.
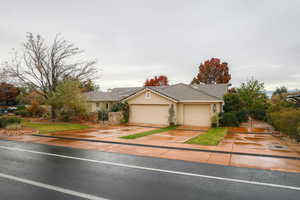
[0,0,300,91]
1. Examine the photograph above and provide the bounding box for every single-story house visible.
[85,83,228,127]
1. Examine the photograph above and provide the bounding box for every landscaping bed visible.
[185,128,228,145]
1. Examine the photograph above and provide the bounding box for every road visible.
[0,139,299,200]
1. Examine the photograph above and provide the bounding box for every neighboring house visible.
[86,83,228,127]
[85,87,140,112]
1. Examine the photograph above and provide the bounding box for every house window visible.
[145,92,151,99]
[106,103,109,110]
[96,103,100,108]
[212,104,217,113]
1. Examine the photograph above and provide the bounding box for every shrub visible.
[110,102,129,123]
[168,105,176,126]
[6,117,21,124]
[211,114,219,127]
[219,112,239,127]
[98,111,108,121]
[16,105,26,111]
[0,118,7,128]
[15,110,31,117]
[0,117,21,128]
[27,101,46,117]
[236,109,248,123]
[267,108,300,139]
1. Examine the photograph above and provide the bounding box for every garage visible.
[183,104,211,126]
[129,104,169,125]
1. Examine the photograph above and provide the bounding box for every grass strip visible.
[121,126,178,139]
[22,121,90,134]
[185,128,228,146]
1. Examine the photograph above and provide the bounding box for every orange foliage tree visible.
[191,58,231,84]
[0,82,20,105]
[144,75,169,86]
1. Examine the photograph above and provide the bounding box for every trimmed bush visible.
[211,114,219,127]
[267,108,300,139]
[219,112,240,127]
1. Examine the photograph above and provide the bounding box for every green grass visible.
[185,128,228,146]
[120,126,178,139]
[22,121,90,134]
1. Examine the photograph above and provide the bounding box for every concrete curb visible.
[31,134,300,161]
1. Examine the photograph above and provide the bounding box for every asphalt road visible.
[0,140,299,200]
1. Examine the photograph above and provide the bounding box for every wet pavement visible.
[1,140,300,200]
[1,123,300,173]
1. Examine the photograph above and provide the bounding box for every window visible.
[96,103,100,108]
[145,92,151,99]
[106,103,109,110]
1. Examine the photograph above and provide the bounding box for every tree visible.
[272,86,288,98]
[80,79,99,92]
[144,75,169,86]
[0,82,20,105]
[47,80,87,121]
[237,79,269,120]
[7,33,98,120]
[191,58,231,84]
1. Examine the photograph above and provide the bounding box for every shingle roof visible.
[86,83,228,102]
[148,83,221,101]
[85,87,141,101]
[189,83,229,99]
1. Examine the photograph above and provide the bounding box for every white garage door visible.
[183,104,211,126]
[129,104,169,125]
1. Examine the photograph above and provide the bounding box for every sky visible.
[0,0,300,91]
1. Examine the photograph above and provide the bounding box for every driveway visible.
[0,140,300,200]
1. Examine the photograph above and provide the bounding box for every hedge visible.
[267,108,300,140]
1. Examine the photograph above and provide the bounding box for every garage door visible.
[183,104,211,126]
[129,104,169,125]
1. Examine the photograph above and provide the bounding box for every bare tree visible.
[8,33,99,119]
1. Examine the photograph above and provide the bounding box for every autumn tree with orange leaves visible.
[144,75,169,86]
[0,82,20,105]
[191,58,231,84]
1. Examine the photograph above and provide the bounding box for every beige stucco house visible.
[86,83,228,127]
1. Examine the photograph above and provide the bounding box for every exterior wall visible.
[126,89,223,127]
[87,101,117,112]
[127,90,175,125]
[127,90,173,105]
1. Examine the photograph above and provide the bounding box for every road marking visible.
[1,145,300,191]
[0,173,108,200]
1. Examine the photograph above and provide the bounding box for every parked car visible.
[0,108,8,115]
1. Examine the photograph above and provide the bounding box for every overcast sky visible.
[0,0,300,91]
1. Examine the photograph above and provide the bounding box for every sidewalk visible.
[1,129,300,173]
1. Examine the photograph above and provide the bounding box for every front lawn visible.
[120,126,178,139]
[22,121,90,134]
[185,128,228,146]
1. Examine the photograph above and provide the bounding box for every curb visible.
[31,134,300,161]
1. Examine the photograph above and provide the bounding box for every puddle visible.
[268,144,290,151]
